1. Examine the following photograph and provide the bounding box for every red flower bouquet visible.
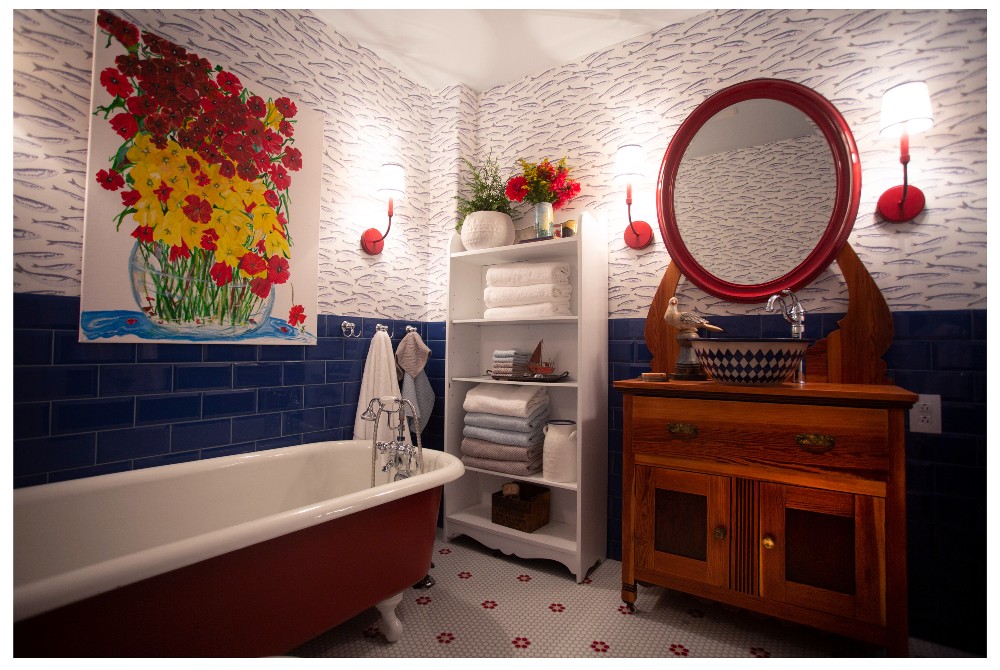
[505,157,581,210]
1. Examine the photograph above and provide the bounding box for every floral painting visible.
[79,10,320,344]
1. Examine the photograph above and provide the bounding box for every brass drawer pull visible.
[762,534,776,550]
[713,525,727,540]
[796,432,835,454]
[668,422,699,439]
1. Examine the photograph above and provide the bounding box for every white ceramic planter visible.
[460,211,514,250]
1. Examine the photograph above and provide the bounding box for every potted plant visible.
[455,153,516,250]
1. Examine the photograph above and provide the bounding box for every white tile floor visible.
[291,530,975,659]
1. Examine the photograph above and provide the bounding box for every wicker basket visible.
[491,482,550,533]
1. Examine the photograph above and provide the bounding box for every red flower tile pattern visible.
[512,636,531,649]
[482,600,498,609]
[437,632,455,644]
[548,603,566,612]
[669,643,690,657]
[618,604,634,615]
[458,571,472,579]
[416,596,431,605]
[591,640,610,653]
[750,647,771,658]
[438,548,452,555]
[362,624,380,638]
[517,574,532,582]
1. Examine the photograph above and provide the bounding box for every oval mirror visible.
[657,78,861,303]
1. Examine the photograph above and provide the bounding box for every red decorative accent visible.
[361,226,386,255]
[512,636,531,649]
[591,640,610,653]
[624,219,654,249]
[437,632,456,644]
[669,643,690,656]
[481,600,497,609]
[548,603,566,612]
[657,78,861,303]
[458,571,472,579]
[517,574,532,582]
[877,184,925,222]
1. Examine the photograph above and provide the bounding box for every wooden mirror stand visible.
[644,242,894,385]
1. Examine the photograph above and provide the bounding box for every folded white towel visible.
[484,283,572,308]
[484,302,572,319]
[486,261,570,288]
[463,383,549,418]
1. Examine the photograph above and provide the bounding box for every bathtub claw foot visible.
[375,591,405,642]
[412,573,435,589]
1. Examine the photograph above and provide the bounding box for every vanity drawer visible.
[629,396,889,481]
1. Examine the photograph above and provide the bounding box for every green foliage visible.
[455,153,514,230]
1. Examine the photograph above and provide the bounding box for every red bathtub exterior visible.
[14,486,442,657]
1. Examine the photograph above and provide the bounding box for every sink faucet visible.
[361,396,424,485]
[766,289,806,384]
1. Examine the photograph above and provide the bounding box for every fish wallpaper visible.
[12,8,988,320]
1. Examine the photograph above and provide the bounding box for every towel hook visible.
[376,323,394,337]
[405,325,418,334]
[341,321,361,338]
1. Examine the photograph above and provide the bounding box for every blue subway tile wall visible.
[12,295,446,489]
[607,311,987,655]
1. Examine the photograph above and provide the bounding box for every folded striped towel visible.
[460,437,542,462]
[463,384,548,418]
[461,455,542,476]
[464,406,549,432]
[484,302,572,319]
[493,349,531,360]
[463,423,544,447]
[484,283,572,308]
[486,262,570,288]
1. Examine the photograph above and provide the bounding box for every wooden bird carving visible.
[664,297,724,335]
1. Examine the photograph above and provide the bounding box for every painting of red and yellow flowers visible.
[80,10,320,344]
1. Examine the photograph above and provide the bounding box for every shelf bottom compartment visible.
[446,503,577,555]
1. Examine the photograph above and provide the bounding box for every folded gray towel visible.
[460,437,541,462]
[461,455,542,476]
[463,423,543,447]
[464,407,549,433]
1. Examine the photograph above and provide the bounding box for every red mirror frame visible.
[657,78,861,303]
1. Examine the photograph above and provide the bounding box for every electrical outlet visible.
[909,393,942,434]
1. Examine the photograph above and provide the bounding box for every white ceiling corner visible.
[311,8,707,92]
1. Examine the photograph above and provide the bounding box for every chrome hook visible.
[342,321,361,338]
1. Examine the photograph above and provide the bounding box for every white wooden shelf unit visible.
[443,212,608,582]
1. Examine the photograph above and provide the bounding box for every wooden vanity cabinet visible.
[616,380,916,656]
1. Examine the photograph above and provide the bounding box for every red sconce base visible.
[624,220,653,250]
[877,185,926,223]
[360,228,385,255]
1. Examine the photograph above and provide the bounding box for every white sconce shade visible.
[614,144,644,182]
[879,81,934,137]
[377,162,405,199]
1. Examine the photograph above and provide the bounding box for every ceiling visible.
[311,8,707,92]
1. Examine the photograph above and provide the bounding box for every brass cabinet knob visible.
[668,422,698,439]
[713,525,727,540]
[762,534,776,550]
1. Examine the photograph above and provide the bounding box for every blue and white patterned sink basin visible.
[690,338,810,386]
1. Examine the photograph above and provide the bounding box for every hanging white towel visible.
[354,330,409,444]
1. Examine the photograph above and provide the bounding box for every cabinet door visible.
[759,483,886,625]
[635,466,730,588]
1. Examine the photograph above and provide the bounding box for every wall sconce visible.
[615,144,654,250]
[361,162,405,255]
[877,81,934,223]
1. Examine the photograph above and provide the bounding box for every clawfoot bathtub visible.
[14,439,463,657]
